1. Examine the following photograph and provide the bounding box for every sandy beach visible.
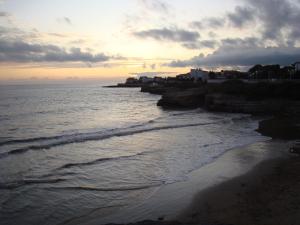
[102,155,300,225]
[70,139,298,225]
[179,153,300,225]
[90,114,300,225]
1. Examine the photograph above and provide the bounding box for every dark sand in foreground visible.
[179,155,300,225]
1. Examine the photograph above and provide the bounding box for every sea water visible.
[0,81,267,225]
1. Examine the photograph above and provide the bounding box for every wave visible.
[0,121,218,159]
[0,111,202,147]
[0,152,153,191]
[56,152,147,170]
[0,121,154,147]
[44,184,161,192]
[0,178,66,190]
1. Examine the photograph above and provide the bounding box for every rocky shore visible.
[103,79,300,225]
[108,80,300,115]
[157,88,206,108]
[257,116,300,140]
[150,81,300,114]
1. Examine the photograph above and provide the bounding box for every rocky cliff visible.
[157,88,206,108]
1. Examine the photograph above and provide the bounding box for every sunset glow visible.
[1,0,300,81]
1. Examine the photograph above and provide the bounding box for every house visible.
[294,62,300,72]
[139,76,154,84]
[176,73,192,81]
[190,68,209,82]
[248,64,281,79]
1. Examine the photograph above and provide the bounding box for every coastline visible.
[92,82,300,225]
[179,153,300,225]
[76,139,293,225]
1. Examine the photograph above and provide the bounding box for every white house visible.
[295,62,300,72]
[190,68,209,82]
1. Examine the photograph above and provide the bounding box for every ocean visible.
[0,81,268,225]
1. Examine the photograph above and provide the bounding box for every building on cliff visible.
[190,68,209,82]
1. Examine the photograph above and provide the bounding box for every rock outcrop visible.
[141,85,172,95]
[257,117,300,140]
[157,88,206,108]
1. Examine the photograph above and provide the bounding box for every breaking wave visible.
[0,121,220,159]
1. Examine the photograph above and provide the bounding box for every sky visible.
[0,0,300,81]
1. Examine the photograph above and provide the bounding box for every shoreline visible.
[99,83,299,225]
[78,140,292,225]
[179,153,300,225]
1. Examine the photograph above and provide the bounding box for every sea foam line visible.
[0,121,219,159]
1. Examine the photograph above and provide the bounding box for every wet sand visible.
[93,140,299,225]
[79,140,296,225]
[94,116,300,225]
[179,154,300,225]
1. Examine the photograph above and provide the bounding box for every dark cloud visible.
[0,39,111,63]
[189,0,300,45]
[236,0,300,42]
[221,37,262,48]
[224,0,300,43]
[131,71,175,77]
[227,6,255,28]
[0,20,123,64]
[167,37,300,67]
[0,25,41,40]
[0,11,10,17]
[205,17,225,28]
[133,28,200,43]
[190,17,225,30]
[182,40,218,49]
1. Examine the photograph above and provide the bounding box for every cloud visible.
[47,33,69,38]
[224,0,300,44]
[133,28,200,43]
[57,17,72,25]
[249,0,300,43]
[0,11,10,17]
[227,6,255,28]
[131,71,176,77]
[188,0,300,46]
[0,39,112,63]
[0,16,126,65]
[139,0,169,13]
[190,17,225,31]
[190,21,203,30]
[167,37,300,67]
[182,40,218,49]
[208,31,217,38]
[205,17,225,28]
